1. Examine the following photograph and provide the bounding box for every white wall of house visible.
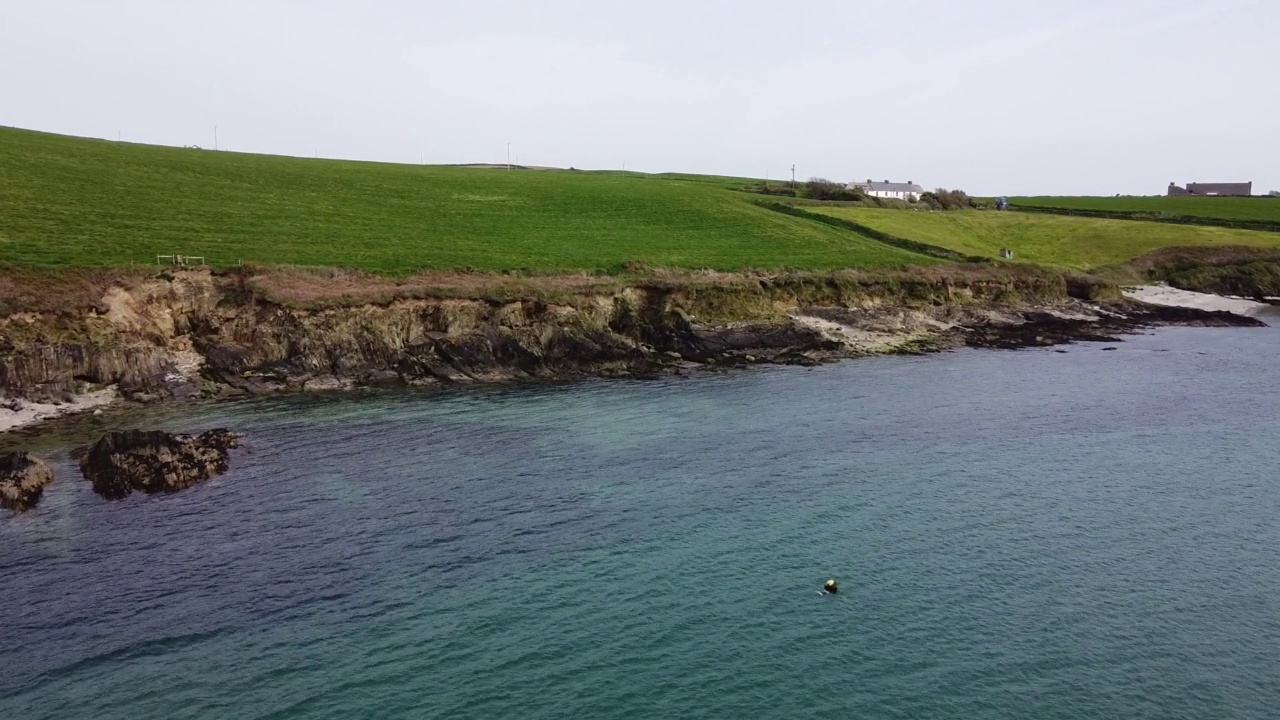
[866,189,919,200]
[847,181,924,201]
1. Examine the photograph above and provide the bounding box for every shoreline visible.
[1,285,1267,438]
[1123,284,1274,316]
[0,389,118,435]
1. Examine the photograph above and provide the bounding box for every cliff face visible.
[0,267,1259,408]
[0,272,217,403]
[0,271,777,400]
[1124,246,1280,300]
[199,292,674,391]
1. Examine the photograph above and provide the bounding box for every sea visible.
[3,322,1280,719]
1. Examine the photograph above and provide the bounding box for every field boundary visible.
[756,202,987,263]
[1010,204,1280,233]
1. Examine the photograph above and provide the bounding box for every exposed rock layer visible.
[0,267,1267,417]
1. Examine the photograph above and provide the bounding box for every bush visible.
[746,182,797,197]
[802,178,866,202]
[919,188,973,211]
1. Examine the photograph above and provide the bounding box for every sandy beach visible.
[1124,284,1273,316]
[0,389,118,434]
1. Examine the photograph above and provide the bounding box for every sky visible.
[2,0,1277,196]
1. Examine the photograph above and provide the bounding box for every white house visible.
[846,179,924,201]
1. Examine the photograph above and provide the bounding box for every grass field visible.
[10,125,1280,277]
[1011,196,1280,223]
[0,127,931,273]
[809,208,1280,269]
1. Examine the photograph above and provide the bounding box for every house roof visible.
[846,180,924,193]
[1185,181,1252,195]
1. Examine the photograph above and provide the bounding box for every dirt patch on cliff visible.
[232,263,1113,312]
[0,266,153,317]
[240,267,627,308]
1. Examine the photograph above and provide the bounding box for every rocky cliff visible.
[0,265,1263,414]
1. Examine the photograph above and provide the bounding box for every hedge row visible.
[1010,205,1280,233]
[757,202,986,263]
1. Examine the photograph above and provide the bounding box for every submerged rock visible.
[0,452,55,512]
[79,429,244,500]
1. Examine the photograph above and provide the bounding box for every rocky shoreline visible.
[0,266,1269,512]
[0,268,1268,438]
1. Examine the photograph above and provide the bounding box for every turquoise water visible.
[4,326,1280,719]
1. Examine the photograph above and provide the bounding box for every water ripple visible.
[3,328,1280,718]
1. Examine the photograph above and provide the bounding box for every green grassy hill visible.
[0,127,932,273]
[809,207,1280,269]
[1011,196,1280,223]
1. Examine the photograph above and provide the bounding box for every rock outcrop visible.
[0,452,54,512]
[79,429,244,500]
[958,303,1263,350]
[0,266,1270,420]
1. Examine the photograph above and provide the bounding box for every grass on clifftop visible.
[1010,196,1280,223]
[0,127,933,273]
[809,207,1280,269]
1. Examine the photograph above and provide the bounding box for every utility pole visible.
[507,143,511,170]
[214,125,219,151]
[791,164,796,189]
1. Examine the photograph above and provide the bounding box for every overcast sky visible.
[3,0,1276,195]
